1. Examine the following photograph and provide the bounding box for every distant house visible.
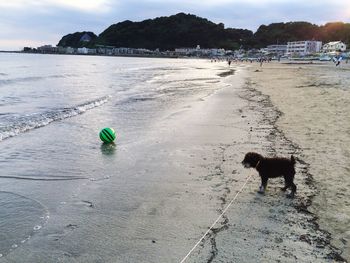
[23,47,34,52]
[37,45,58,53]
[80,33,92,42]
[66,47,75,54]
[77,47,96,54]
[210,49,226,56]
[267,45,287,55]
[322,41,347,53]
[77,47,88,54]
[174,47,225,57]
[96,45,115,55]
[175,48,196,56]
[287,41,322,56]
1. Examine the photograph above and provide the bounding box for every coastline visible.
[2,50,185,59]
[0,58,347,262]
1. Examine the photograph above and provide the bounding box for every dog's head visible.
[242,152,262,168]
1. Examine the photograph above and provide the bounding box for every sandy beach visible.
[178,62,349,262]
[246,61,350,261]
[0,55,348,262]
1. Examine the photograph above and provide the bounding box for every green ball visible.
[99,127,116,143]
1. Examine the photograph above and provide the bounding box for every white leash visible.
[179,174,252,263]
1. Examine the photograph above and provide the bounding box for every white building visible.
[76,47,96,54]
[322,41,347,53]
[209,48,226,56]
[77,47,88,54]
[267,44,287,55]
[287,41,322,56]
[66,47,75,54]
[174,48,197,56]
[174,47,225,57]
[37,45,58,53]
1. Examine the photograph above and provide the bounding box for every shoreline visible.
[0,58,347,262]
[0,50,182,59]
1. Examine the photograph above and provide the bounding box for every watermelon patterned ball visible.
[99,128,116,143]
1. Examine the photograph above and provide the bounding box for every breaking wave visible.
[0,95,111,141]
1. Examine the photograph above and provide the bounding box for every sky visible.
[0,0,349,50]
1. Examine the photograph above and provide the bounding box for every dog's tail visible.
[291,155,296,165]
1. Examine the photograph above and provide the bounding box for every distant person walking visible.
[336,57,342,66]
[333,56,342,66]
[259,57,263,67]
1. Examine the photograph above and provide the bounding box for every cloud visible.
[0,39,48,51]
[50,0,114,13]
[0,1,114,50]
[0,0,349,50]
[0,0,114,13]
[109,0,349,29]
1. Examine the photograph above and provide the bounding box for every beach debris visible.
[275,237,283,244]
[65,224,78,230]
[299,234,312,244]
[217,69,235,77]
[33,225,42,231]
[82,200,94,208]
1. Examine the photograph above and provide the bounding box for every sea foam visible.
[0,95,111,141]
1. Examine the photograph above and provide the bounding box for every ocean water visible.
[0,53,234,261]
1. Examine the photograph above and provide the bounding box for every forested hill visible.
[254,22,350,46]
[95,13,253,50]
[57,13,350,50]
[57,31,97,48]
[56,13,253,50]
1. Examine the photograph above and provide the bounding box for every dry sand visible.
[242,61,350,261]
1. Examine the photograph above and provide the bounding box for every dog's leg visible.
[258,176,268,194]
[287,183,297,198]
[281,175,289,191]
[285,175,296,198]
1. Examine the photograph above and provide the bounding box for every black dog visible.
[242,152,296,198]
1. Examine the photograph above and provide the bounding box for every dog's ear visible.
[255,160,261,169]
[244,152,261,167]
